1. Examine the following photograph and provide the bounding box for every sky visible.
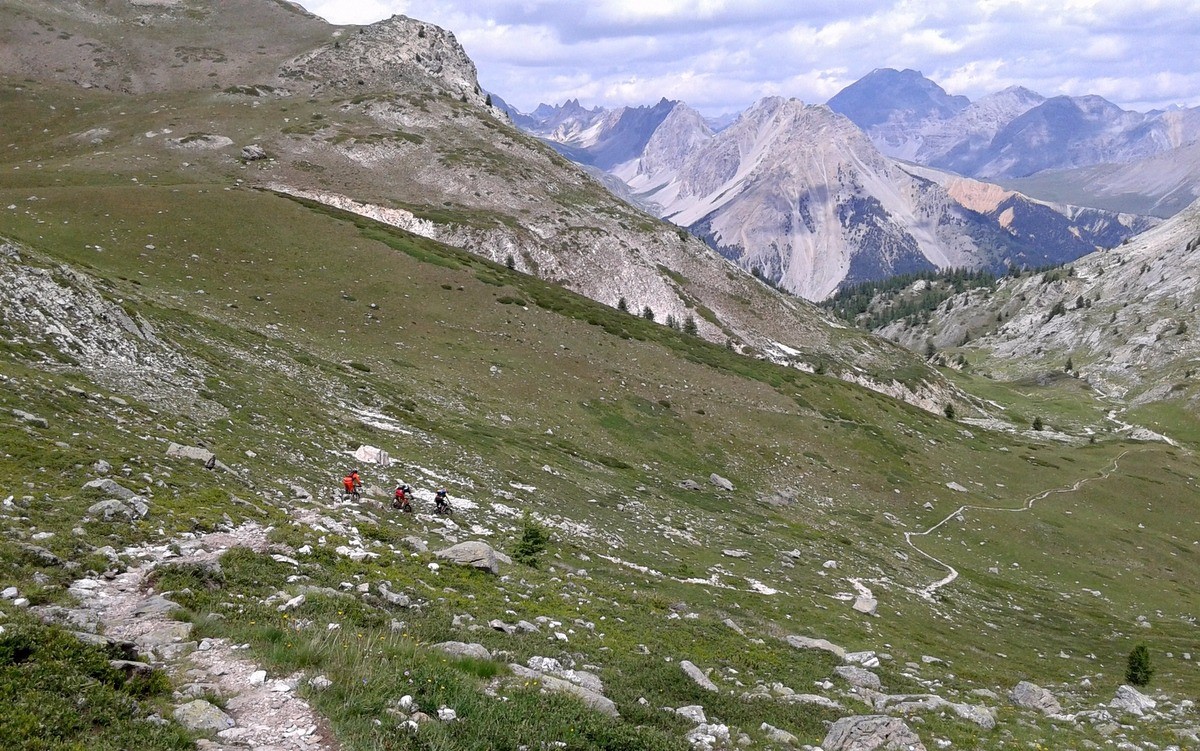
[294,0,1200,116]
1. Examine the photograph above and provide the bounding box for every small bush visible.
[511,515,550,567]
[1126,644,1153,686]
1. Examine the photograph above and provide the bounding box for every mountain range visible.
[512,84,1158,300]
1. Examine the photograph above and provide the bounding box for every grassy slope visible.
[1,81,1199,751]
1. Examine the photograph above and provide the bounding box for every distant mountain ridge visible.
[826,69,1200,183]
[509,90,1153,300]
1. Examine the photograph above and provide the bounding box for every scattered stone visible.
[249,670,267,685]
[1009,681,1063,716]
[437,707,457,722]
[1,586,18,600]
[853,596,878,616]
[844,651,881,668]
[761,722,798,745]
[109,659,156,679]
[676,705,707,724]
[13,409,48,428]
[785,634,846,659]
[678,479,703,491]
[836,665,882,690]
[946,482,968,492]
[709,473,734,491]
[509,663,618,717]
[680,660,719,692]
[434,541,499,574]
[722,618,745,636]
[83,478,137,500]
[352,444,391,466]
[1110,685,1157,716]
[85,496,137,520]
[278,594,306,612]
[378,582,410,607]
[823,715,926,751]
[489,618,514,634]
[166,442,215,464]
[431,641,492,661]
[402,536,428,553]
[173,699,235,733]
[722,549,749,558]
[310,675,332,690]
[686,723,732,751]
[92,459,111,475]
[241,144,267,161]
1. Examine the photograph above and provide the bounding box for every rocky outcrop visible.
[1009,681,1064,716]
[1110,685,1157,716]
[509,663,618,718]
[278,15,488,107]
[785,634,847,659]
[434,541,500,574]
[823,715,926,751]
[680,660,719,692]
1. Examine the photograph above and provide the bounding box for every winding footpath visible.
[904,450,1134,600]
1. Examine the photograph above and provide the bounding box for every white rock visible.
[437,707,457,722]
[249,670,267,685]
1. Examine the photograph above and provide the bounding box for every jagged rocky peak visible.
[279,14,487,106]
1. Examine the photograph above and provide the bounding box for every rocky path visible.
[904,450,1134,599]
[61,524,338,751]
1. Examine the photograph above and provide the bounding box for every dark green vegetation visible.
[1126,645,1154,687]
[822,265,1075,330]
[0,616,189,751]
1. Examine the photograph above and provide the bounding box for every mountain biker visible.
[434,487,450,514]
[393,482,412,512]
[342,469,362,500]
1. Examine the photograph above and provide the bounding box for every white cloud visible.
[294,0,1200,114]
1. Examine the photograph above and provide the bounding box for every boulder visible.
[173,699,234,733]
[709,473,734,491]
[678,479,703,491]
[785,634,846,658]
[761,722,798,745]
[241,144,267,161]
[686,723,732,751]
[836,665,882,690]
[353,444,391,466]
[1110,684,1156,716]
[378,582,410,607]
[109,659,155,679]
[1009,681,1063,715]
[680,660,719,692]
[822,715,926,751]
[853,596,878,615]
[166,443,215,464]
[431,641,492,661]
[434,541,499,574]
[13,409,48,428]
[675,705,707,724]
[85,499,137,522]
[82,478,137,500]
